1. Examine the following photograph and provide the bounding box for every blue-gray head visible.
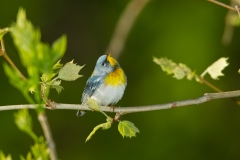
[92,54,119,76]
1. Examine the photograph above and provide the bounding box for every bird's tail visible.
[76,110,86,116]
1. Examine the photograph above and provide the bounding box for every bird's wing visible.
[81,76,102,104]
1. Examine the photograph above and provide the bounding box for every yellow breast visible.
[104,67,126,86]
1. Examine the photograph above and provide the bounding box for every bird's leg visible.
[109,105,115,112]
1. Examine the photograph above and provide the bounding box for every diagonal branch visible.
[208,0,239,11]
[105,0,151,59]
[38,113,58,160]
[1,90,240,115]
[1,38,27,81]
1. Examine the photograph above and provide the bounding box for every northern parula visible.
[76,54,127,116]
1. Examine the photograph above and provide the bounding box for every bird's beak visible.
[107,52,111,61]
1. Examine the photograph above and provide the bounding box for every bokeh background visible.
[1,0,240,159]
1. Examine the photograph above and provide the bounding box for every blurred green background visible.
[1,0,240,159]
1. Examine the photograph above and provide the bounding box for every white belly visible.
[91,83,126,106]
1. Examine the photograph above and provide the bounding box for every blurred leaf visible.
[0,151,12,160]
[20,137,48,160]
[229,14,240,26]
[201,57,229,80]
[3,63,34,104]
[53,59,63,70]
[30,137,49,160]
[57,60,84,81]
[20,152,33,160]
[0,28,9,40]
[11,8,66,74]
[86,97,100,112]
[29,86,35,94]
[51,35,67,63]
[118,121,139,138]
[8,8,68,106]
[153,57,176,74]
[86,121,112,142]
[153,57,196,80]
[14,109,38,141]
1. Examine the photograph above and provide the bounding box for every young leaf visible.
[118,121,140,138]
[86,121,112,142]
[201,57,229,80]
[0,151,12,160]
[50,80,64,93]
[53,60,63,70]
[0,28,9,40]
[57,60,84,81]
[86,97,100,112]
[153,57,195,80]
[40,73,56,83]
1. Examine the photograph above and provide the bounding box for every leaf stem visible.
[200,77,223,92]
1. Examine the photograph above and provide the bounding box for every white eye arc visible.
[101,62,106,66]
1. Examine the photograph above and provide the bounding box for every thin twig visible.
[105,0,151,59]
[208,0,238,11]
[235,5,240,18]
[1,90,240,115]
[38,113,58,160]
[0,38,27,81]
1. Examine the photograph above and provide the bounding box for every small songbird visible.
[76,53,127,116]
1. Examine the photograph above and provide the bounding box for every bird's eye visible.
[101,62,106,66]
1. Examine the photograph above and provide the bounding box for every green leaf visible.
[51,35,67,63]
[229,14,240,26]
[153,57,196,80]
[0,28,10,40]
[86,121,112,142]
[86,97,100,112]
[14,109,38,141]
[0,151,12,160]
[15,109,32,132]
[30,136,49,160]
[9,8,68,106]
[40,73,56,82]
[57,60,84,81]
[118,120,140,138]
[53,59,63,70]
[201,57,229,80]
[20,152,33,160]
[3,63,35,104]
[50,80,64,93]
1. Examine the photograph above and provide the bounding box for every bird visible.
[76,53,127,116]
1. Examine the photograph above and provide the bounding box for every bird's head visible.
[93,53,119,76]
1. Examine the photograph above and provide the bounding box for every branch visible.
[105,0,151,59]
[1,90,240,115]
[38,113,58,160]
[208,0,238,11]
